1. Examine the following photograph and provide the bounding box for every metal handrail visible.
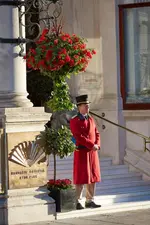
[90,111,150,153]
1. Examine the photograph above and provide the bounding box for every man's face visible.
[78,103,90,114]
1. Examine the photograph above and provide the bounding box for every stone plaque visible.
[7,132,47,189]
[9,164,46,189]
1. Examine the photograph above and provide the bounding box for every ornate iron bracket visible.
[0,38,27,44]
[0,1,22,6]
[0,0,60,6]
[0,0,63,56]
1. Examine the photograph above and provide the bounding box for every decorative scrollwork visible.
[19,0,63,41]
[0,0,63,56]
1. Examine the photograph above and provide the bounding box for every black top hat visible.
[76,94,90,105]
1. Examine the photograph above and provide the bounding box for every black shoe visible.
[76,202,84,210]
[85,201,101,208]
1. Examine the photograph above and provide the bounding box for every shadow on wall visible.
[62,0,101,39]
[27,70,53,107]
[67,70,104,105]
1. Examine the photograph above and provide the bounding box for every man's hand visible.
[93,144,99,150]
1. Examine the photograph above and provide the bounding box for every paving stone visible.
[20,209,150,225]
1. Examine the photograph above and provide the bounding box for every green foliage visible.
[25,26,96,112]
[46,79,74,111]
[26,26,96,183]
[36,126,75,157]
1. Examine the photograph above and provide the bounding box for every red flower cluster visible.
[47,179,72,190]
[24,28,96,76]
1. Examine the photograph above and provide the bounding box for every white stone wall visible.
[123,111,150,151]
[63,0,102,109]
[62,0,150,164]
[61,0,126,164]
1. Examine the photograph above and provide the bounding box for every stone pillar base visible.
[0,107,54,224]
[0,92,33,108]
[0,187,56,225]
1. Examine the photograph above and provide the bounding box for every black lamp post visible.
[0,0,63,56]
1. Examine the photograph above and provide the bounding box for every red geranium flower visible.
[54,39,58,45]
[92,49,96,54]
[47,179,72,190]
[24,26,96,77]
[46,50,52,60]
[65,55,71,63]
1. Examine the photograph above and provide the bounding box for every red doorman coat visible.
[70,114,101,185]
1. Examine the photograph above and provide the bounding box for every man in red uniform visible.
[70,95,101,210]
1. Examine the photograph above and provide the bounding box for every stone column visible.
[0,3,32,108]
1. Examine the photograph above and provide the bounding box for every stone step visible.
[48,163,73,173]
[100,157,113,166]
[56,200,150,220]
[47,173,72,180]
[48,156,113,167]
[92,190,150,206]
[48,172,142,183]
[95,180,150,190]
[48,156,113,179]
[100,172,142,184]
[101,165,129,175]
[47,156,150,221]
[68,190,150,209]
[48,165,129,177]
[95,184,150,195]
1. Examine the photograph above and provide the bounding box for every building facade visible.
[63,0,150,175]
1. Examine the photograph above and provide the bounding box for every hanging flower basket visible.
[24,25,96,111]
[24,26,96,79]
